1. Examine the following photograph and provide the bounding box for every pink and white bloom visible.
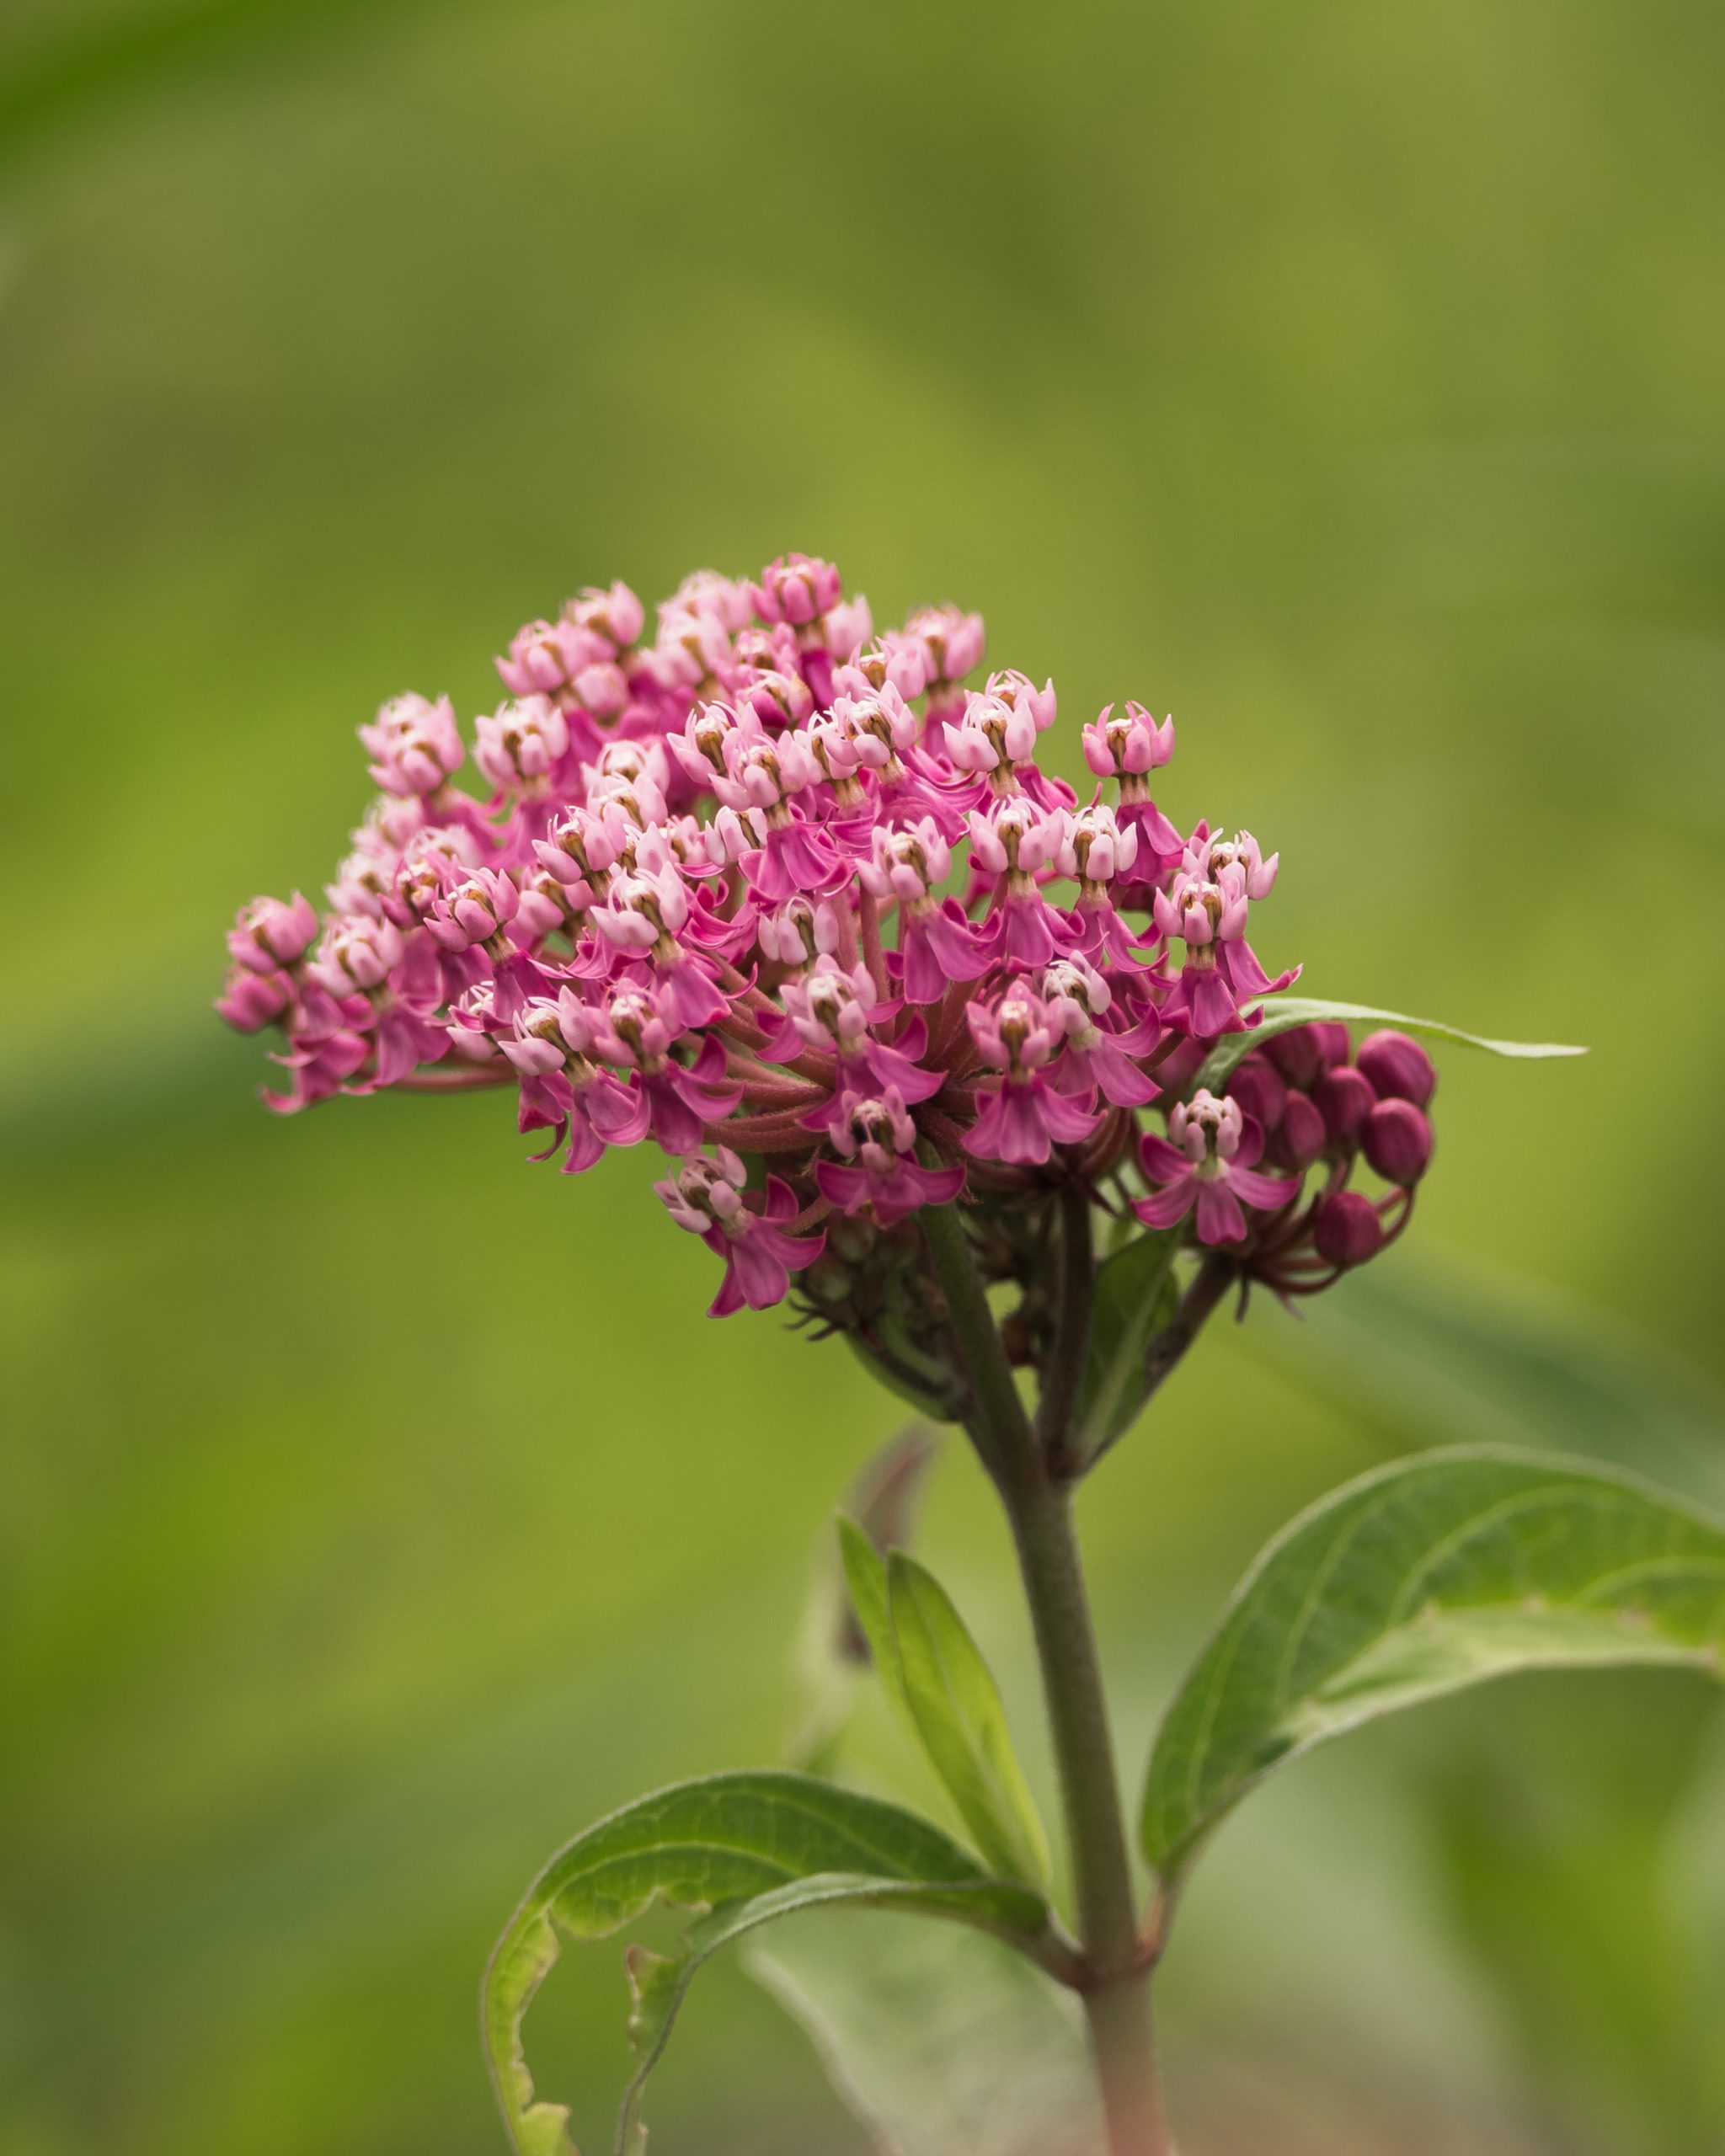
[814,1089,965,1225]
[228,892,320,973]
[359,693,466,798]
[1134,1090,1291,1245]
[858,820,987,1004]
[473,696,570,795]
[964,982,1101,1166]
[656,1147,825,1316]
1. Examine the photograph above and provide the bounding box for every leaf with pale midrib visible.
[1140,1449,1725,1894]
[483,1769,1055,2156]
[1192,995,1586,1096]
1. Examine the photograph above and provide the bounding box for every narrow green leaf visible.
[1192,994,1587,1096]
[836,1513,918,1733]
[888,1551,1053,1892]
[483,1769,1058,2156]
[784,1430,941,1773]
[1074,1226,1183,1456]
[1140,1449,1725,1895]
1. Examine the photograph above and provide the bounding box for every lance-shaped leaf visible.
[483,1769,1062,2156]
[1073,1226,1183,1459]
[838,1522,1051,1892]
[1192,995,1586,1097]
[1140,1449,1725,1896]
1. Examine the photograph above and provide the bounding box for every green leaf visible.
[836,1513,920,1735]
[1140,1449,1725,1895]
[1074,1226,1183,1457]
[784,1429,941,1773]
[838,1524,1051,1892]
[745,1906,1101,2156]
[483,1769,1060,2156]
[887,1551,1053,1892]
[1191,995,1587,1096]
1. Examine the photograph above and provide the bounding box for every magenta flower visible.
[219,552,1374,1314]
[1154,825,1296,1037]
[655,1148,825,1316]
[228,892,320,973]
[473,696,570,797]
[813,1088,966,1225]
[1134,1090,1292,1245]
[964,982,1101,1166]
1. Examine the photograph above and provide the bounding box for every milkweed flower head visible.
[221,552,1435,1353]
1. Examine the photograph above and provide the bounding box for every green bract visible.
[1140,1449,1725,1894]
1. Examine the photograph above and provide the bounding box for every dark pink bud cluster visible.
[222,552,1441,1331]
[1155,1024,1439,1293]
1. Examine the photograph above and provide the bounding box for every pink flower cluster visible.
[220,554,1428,1320]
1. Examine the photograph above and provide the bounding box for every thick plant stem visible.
[920,1201,1174,2156]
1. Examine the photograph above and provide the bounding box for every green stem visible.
[919,1201,1174,2156]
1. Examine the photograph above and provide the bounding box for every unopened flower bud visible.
[1267,1088,1327,1169]
[1357,1029,1436,1108]
[1363,1098,1434,1185]
[1315,1191,1386,1267]
[1313,1064,1376,1146]
[1225,1054,1287,1133]
[1263,1022,1347,1090]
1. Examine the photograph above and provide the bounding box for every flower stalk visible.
[920,1195,1173,2156]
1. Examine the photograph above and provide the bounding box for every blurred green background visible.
[3,0,1723,2150]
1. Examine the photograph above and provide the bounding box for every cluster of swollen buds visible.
[220,552,1436,1370]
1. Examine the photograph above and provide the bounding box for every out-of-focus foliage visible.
[1,0,1721,2151]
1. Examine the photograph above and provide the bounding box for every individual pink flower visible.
[590,986,742,1155]
[813,1088,965,1225]
[822,594,873,663]
[501,992,651,1170]
[567,580,646,652]
[307,915,406,996]
[752,552,843,627]
[473,696,570,795]
[655,1147,825,1316]
[496,617,611,700]
[1082,702,1183,881]
[969,798,1076,969]
[1154,824,1296,1038]
[900,604,985,711]
[1134,1090,1291,1245]
[228,892,320,973]
[358,693,467,798]
[761,958,944,1104]
[858,821,988,1005]
[964,981,1101,1166]
[1039,958,1158,1107]
[216,964,290,1032]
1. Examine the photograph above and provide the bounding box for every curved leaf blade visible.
[1140,1449,1725,1894]
[887,1550,1053,1892]
[1075,1226,1182,1456]
[483,1769,1055,2156]
[1193,995,1587,1096]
